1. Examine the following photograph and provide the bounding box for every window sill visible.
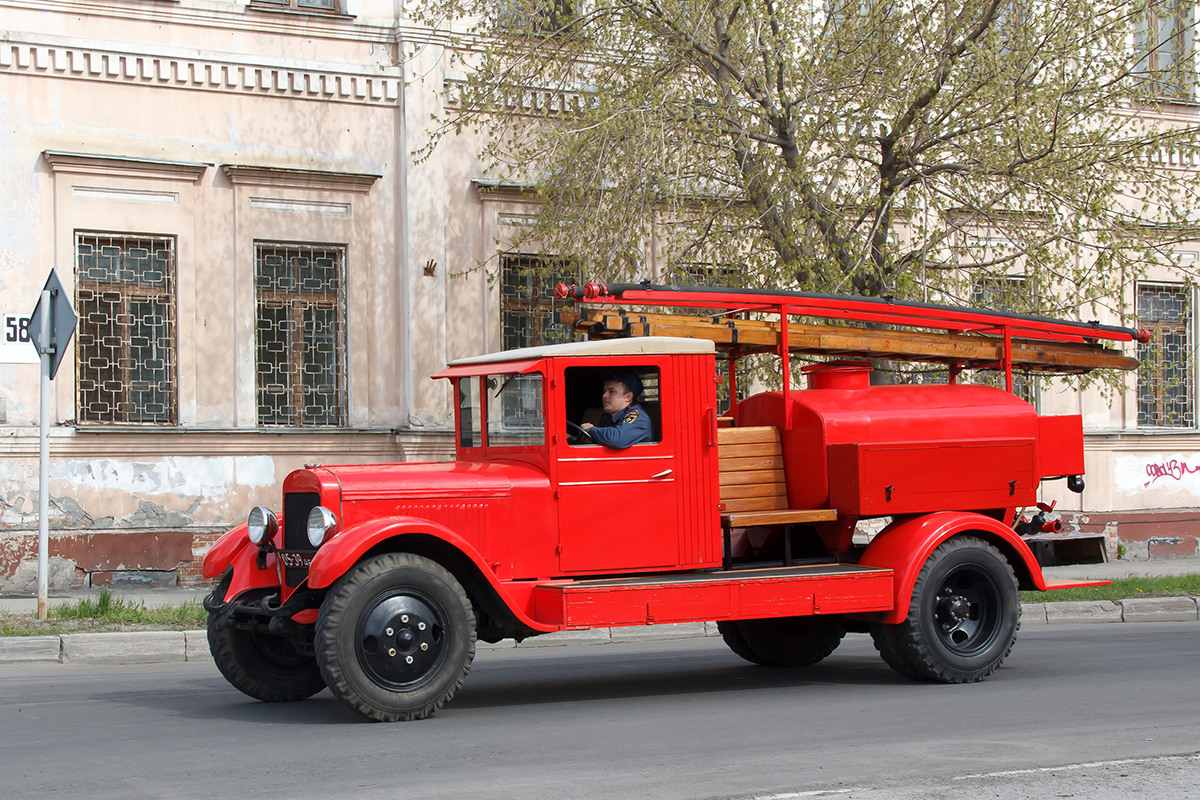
[1086,428,1199,436]
[247,3,356,21]
[73,426,398,435]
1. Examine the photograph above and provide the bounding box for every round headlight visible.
[247,506,278,545]
[307,506,337,548]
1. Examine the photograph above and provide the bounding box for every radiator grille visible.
[283,492,321,585]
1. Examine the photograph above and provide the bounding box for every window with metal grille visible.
[252,0,341,13]
[499,254,577,351]
[75,233,177,425]
[970,275,1038,405]
[665,263,741,412]
[255,243,347,427]
[499,254,576,430]
[1137,282,1194,428]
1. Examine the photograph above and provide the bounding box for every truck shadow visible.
[451,645,920,712]
[91,638,941,725]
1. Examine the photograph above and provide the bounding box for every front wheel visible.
[879,535,1020,683]
[316,553,476,722]
[207,612,326,702]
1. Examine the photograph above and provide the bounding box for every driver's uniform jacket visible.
[588,403,652,449]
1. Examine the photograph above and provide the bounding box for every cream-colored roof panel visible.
[448,336,714,367]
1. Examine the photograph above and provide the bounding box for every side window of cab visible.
[564,366,660,447]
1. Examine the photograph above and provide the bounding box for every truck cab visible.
[439,337,722,576]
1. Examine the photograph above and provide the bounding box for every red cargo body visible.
[737,362,1076,518]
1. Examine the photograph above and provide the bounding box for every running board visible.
[530,563,894,630]
[1042,579,1112,591]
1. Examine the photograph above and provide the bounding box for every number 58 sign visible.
[1,312,41,364]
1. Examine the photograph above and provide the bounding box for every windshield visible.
[458,376,482,448]
[485,373,545,447]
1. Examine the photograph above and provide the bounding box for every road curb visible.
[1119,595,1199,622]
[3,598,1198,666]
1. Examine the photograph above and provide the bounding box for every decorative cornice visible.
[0,40,401,106]
[0,428,433,459]
[43,150,210,182]
[444,76,591,117]
[1085,431,1200,450]
[222,164,381,192]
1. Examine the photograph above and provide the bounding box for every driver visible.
[581,372,652,449]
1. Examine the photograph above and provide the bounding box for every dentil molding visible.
[0,39,401,106]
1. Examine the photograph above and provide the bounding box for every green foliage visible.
[413,0,1200,317]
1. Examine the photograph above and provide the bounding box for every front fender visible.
[307,516,556,633]
[203,523,252,579]
[201,522,285,604]
[860,511,1045,625]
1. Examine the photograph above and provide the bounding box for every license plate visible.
[279,550,314,569]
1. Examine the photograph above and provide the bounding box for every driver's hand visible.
[581,422,594,431]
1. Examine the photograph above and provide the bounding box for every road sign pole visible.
[28,269,77,620]
[37,289,51,620]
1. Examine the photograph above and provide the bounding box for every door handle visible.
[651,469,673,479]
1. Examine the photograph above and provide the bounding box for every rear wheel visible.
[717,620,767,665]
[207,613,326,702]
[316,553,476,722]
[880,535,1020,683]
[718,617,846,667]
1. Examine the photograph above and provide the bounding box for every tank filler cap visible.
[802,360,873,391]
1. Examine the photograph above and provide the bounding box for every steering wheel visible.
[565,420,594,444]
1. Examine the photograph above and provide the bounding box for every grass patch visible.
[1022,573,1200,603]
[0,587,207,637]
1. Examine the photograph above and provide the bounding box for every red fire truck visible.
[203,282,1147,721]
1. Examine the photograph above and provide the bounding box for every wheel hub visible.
[932,568,1002,653]
[945,595,971,622]
[357,594,446,689]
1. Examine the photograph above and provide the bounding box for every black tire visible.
[315,553,476,722]
[717,620,768,665]
[207,612,326,702]
[718,617,846,667]
[887,535,1020,683]
[869,623,926,681]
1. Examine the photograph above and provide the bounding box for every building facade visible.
[0,0,1197,590]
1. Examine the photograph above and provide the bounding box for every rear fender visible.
[201,522,283,604]
[860,511,1046,625]
[307,516,556,633]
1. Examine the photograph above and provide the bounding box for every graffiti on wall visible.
[1115,453,1200,496]
[1143,458,1200,487]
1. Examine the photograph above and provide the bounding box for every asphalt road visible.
[1,623,1197,800]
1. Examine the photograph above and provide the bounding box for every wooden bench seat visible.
[717,426,837,567]
[723,507,838,528]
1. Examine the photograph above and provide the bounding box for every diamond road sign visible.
[27,268,78,380]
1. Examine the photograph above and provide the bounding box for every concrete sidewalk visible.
[1042,555,1200,581]
[1,557,1197,666]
